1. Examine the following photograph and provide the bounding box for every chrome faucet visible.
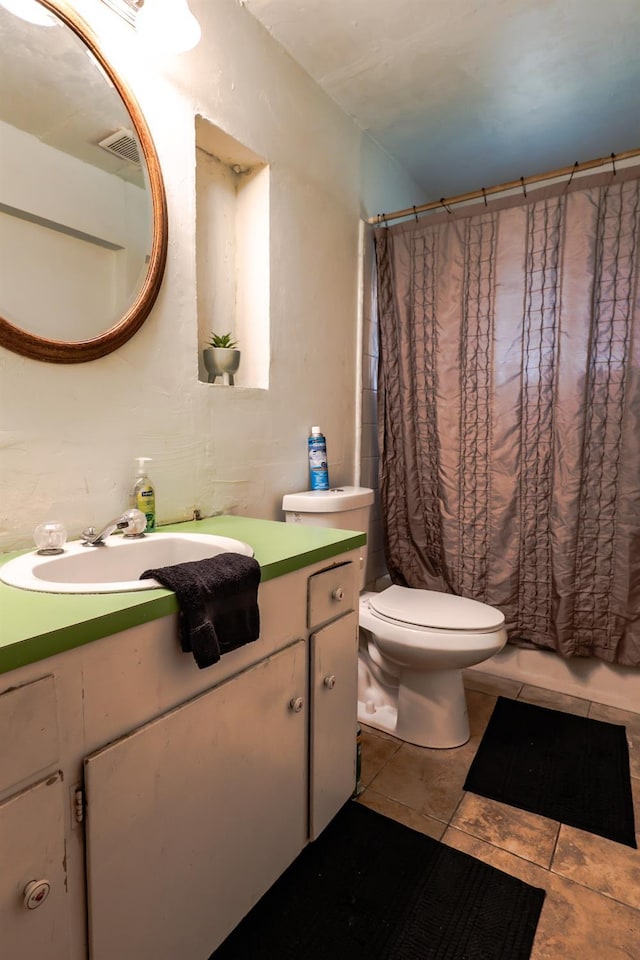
[81,509,147,546]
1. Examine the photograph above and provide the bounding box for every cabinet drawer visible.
[0,675,59,795]
[307,562,355,630]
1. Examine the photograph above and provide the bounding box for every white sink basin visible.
[0,532,254,594]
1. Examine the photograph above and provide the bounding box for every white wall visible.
[0,0,421,551]
[0,120,149,339]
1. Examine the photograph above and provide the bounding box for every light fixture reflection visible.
[98,0,143,27]
[136,0,201,54]
[0,0,56,25]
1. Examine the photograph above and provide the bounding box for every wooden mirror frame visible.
[0,0,168,363]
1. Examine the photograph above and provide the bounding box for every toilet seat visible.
[368,585,505,634]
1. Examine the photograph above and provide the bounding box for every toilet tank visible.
[282,487,374,589]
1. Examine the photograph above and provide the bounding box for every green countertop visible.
[0,516,365,675]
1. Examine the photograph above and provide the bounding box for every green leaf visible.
[207,332,239,349]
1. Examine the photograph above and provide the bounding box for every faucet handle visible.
[121,509,147,537]
[81,526,97,542]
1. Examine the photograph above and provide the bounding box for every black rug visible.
[463,697,637,848]
[210,801,545,960]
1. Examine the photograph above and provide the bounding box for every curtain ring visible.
[440,197,452,214]
[381,213,388,227]
[520,176,527,198]
[481,187,488,207]
[413,205,419,222]
[611,152,617,176]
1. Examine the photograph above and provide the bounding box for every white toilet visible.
[282,486,507,749]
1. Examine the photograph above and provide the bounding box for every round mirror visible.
[0,0,167,362]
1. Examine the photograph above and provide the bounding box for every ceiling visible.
[241,0,640,206]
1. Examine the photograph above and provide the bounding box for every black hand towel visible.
[140,552,261,669]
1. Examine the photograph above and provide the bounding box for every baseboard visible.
[469,644,640,713]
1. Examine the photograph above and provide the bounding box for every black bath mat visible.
[210,801,545,960]
[464,697,637,848]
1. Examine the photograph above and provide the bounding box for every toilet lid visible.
[369,585,505,631]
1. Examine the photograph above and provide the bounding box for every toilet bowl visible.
[358,586,507,748]
[281,486,507,749]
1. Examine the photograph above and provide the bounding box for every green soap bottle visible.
[132,457,156,532]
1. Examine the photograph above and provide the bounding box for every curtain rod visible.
[368,147,640,225]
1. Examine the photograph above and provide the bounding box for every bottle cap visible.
[135,457,152,476]
[310,426,321,435]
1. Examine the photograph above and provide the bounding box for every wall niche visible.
[195,116,269,388]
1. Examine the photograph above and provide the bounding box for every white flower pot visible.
[203,347,241,385]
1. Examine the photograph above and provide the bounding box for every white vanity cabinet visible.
[0,543,361,960]
[84,640,307,960]
[83,556,359,960]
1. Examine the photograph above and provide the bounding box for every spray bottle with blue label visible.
[308,426,330,490]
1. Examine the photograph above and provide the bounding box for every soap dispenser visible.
[132,457,156,532]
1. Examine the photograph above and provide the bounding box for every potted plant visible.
[203,332,241,385]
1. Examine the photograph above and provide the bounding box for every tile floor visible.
[357,671,640,960]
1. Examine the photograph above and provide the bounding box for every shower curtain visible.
[374,170,640,667]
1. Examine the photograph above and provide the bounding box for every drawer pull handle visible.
[24,879,51,910]
[323,675,337,689]
[332,587,345,602]
[289,697,304,713]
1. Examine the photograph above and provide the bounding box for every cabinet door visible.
[85,640,307,960]
[0,773,70,960]
[310,612,358,839]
